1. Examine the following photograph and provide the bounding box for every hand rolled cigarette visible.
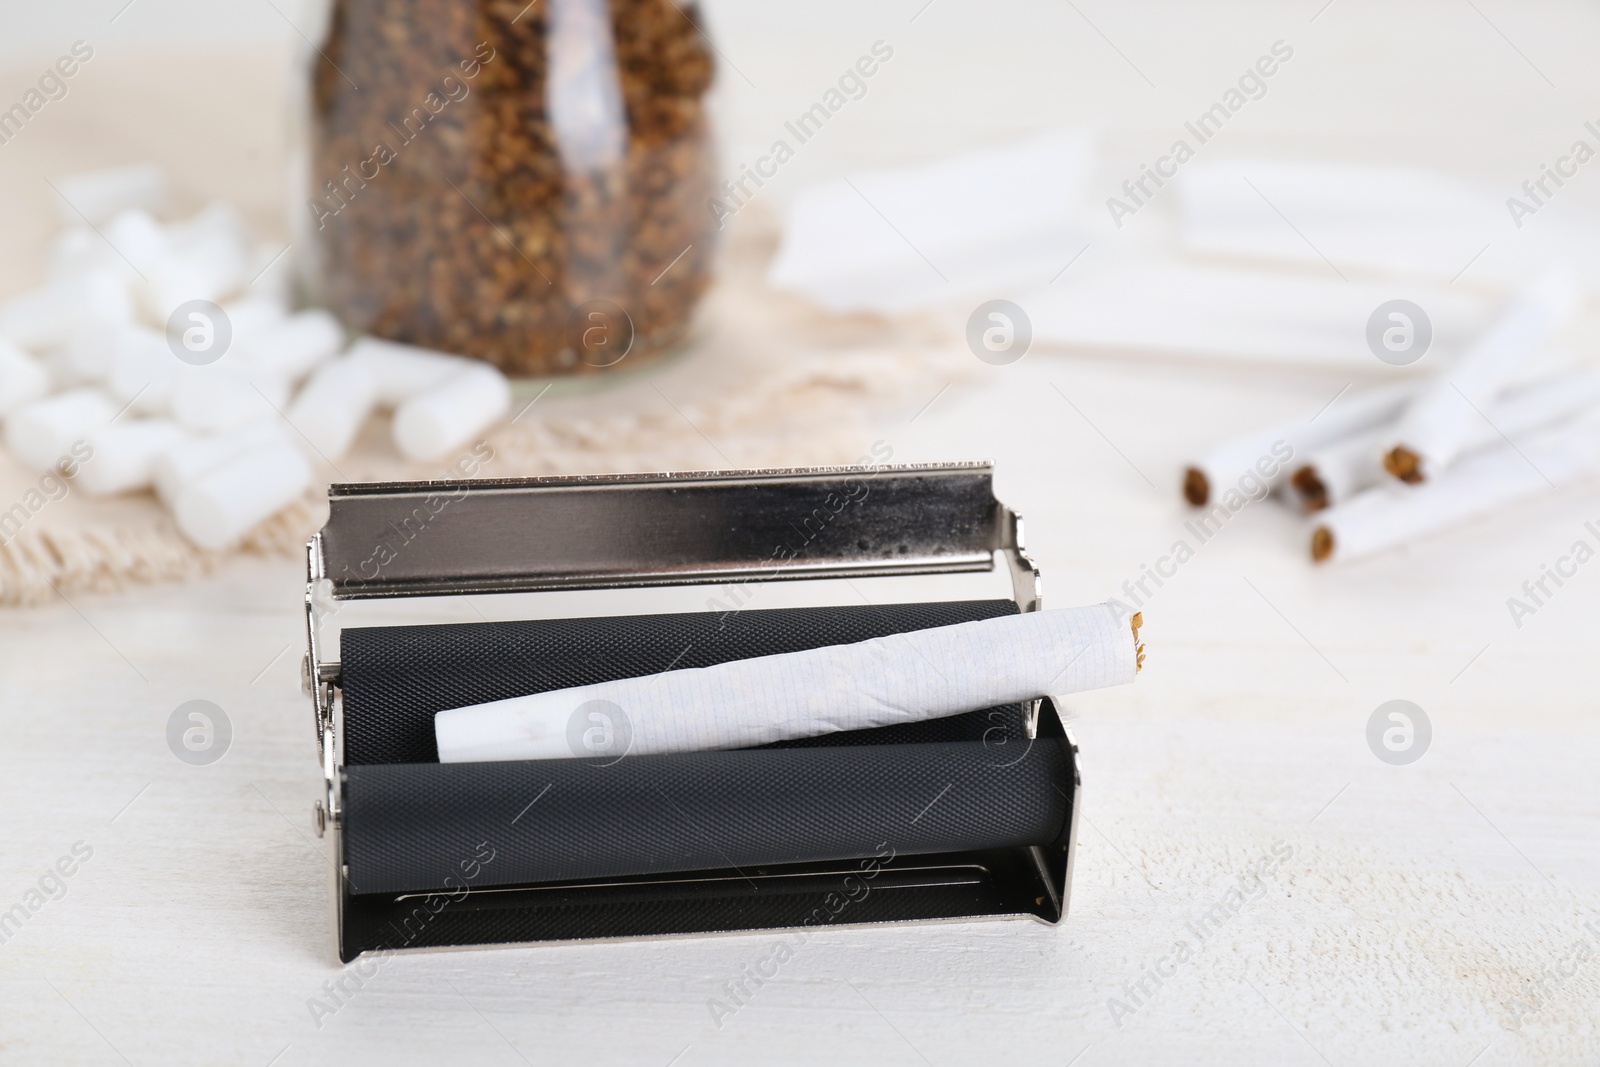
[435,603,1144,763]
[1184,383,1413,506]
[1383,271,1581,483]
[1312,415,1600,562]
[1293,367,1600,511]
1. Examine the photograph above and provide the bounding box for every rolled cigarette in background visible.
[76,419,186,496]
[151,421,290,507]
[3,389,117,471]
[1294,367,1600,510]
[173,439,312,549]
[51,163,168,225]
[1312,416,1600,562]
[393,363,511,461]
[436,603,1144,763]
[168,365,289,433]
[1384,271,1582,483]
[1184,382,1414,506]
[1290,427,1388,512]
[286,355,378,461]
[347,336,475,406]
[0,341,50,415]
[235,309,344,382]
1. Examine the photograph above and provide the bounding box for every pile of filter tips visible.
[1182,270,1597,563]
[0,164,512,550]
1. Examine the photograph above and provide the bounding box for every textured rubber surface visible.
[343,739,1071,893]
[338,599,1071,896]
[340,600,1022,765]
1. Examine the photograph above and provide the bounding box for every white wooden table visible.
[3,3,1600,1064]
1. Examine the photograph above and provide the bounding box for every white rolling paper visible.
[435,602,1142,763]
[1023,261,1487,370]
[1312,416,1600,562]
[1177,159,1600,288]
[767,130,1100,312]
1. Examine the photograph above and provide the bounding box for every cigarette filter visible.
[434,603,1141,763]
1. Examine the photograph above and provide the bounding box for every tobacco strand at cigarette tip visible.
[1383,445,1424,484]
[1289,465,1329,512]
[1130,611,1145,672]
[1182,468,1209,506]
[1310,525,1335,563]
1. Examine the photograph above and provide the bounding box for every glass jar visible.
[290,0,717,377]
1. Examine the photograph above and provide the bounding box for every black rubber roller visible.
[337,599,1074,894]
[343,738,1072,894]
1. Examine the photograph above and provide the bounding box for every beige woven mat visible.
[0,214,972,605]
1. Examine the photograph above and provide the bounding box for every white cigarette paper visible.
[435,603,1142,763]
[1293,368,1600,510]
[1384,271,1581,482]
[1313,417,1600,562]
[1185,383,1414,506]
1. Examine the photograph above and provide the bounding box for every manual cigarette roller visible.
[305,463,1091,961]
